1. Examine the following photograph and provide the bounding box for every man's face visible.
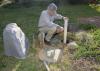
[48,9,56,16]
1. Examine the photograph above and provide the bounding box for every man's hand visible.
[63,17,69,21]
[56,26,64,33]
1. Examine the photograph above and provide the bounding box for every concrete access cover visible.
[39,47,63,63]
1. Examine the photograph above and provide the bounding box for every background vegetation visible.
[0,0,100,71]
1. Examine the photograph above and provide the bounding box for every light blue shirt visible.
[38,10,63,27]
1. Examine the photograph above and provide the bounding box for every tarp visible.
[3,23,29,59]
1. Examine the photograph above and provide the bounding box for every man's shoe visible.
[44,39,51,45]
[51,33,58,39]
[61,39,70,44]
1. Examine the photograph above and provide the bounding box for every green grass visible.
[0,4,100,71]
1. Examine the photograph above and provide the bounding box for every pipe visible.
[43,61,50,71]
[64,19,68,44]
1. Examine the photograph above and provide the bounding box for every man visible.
[38,3,68,45]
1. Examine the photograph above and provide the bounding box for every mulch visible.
[78,16,100,27]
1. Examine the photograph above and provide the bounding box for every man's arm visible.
[42,12,55,27]
[54,13,69,21]
[54,13,63,19]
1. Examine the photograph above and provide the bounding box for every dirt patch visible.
[35,33,100,71]
[72,58,100,71]
[78,16,100,27]
[68,23,79,32]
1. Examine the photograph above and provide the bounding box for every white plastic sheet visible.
[3,23,29,59]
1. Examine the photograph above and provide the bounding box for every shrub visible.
[68,0,90,4]
[92,29,100,47]
[74,30,100,61]
[78,24,97,31]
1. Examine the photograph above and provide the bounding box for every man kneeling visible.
[38,3,68,45]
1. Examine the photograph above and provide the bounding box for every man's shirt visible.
[38,10,63,28]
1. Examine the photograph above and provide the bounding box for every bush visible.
[0,0,35,7]
[68,0,91,4]
[92,29,100,47]
[74,30,100,61]
[78,24,97,30]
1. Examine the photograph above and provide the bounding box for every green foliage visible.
[68,0,90,4]
[92,29,100,47]
[0,5,100,71]
[89,0,100,12]
[96,0,100,4]
[78,23,97,30]
[74,29,100,61]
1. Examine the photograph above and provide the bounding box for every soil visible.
[35,18,100,71]
[78,16,100,27]
[35,37,100,71]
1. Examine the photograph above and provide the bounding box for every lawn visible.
[0,4,100,71]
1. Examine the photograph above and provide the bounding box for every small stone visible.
[67,41,78,54]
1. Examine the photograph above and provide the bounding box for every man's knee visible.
[56,26,64,33]
[49,27,57,33]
